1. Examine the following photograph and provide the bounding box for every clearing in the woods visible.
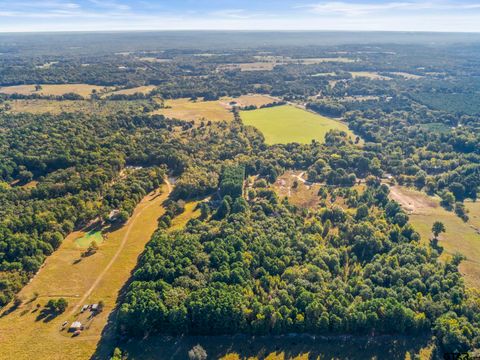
[153,95,276,123]
[240,105,356,144]
[389,186,480,289]
[154,98,234,122]
[0,84,112,97]
[104,85,157,97]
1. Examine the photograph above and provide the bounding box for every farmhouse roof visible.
[108,209,120,220]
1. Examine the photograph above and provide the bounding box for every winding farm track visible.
[68,178,172,318]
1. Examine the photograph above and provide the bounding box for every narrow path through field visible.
[68,178,172,317]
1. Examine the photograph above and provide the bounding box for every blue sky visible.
[0,0,480,32]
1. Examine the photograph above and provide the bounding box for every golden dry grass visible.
[389,186,480,289]
[274,171,321,209]
[154,98,234,122]
[0,185,170,360]
[106,85,157,96]
[389,72,423,79]
[21,180,38,189]
[350,72,392,80]
[147,95,276,123]
[0,84,112,97]
[273,171,365,212]
[465,200,480,230]
[222,94,278,108]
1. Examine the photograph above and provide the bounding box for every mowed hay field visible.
[153,95,276,123]
[389,186,480,289]
[154,98,234,122]
[223,94,277,108]
[240,105,356,144]
[0,84,112,97]
[105,85,157,97]
[0,185,170,360]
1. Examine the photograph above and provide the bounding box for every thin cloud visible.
[304,1,480,16]
[88,0,131,11]
[210,9,259,19]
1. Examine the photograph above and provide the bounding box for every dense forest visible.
[119,181,480,353]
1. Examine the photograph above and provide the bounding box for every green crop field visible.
[240,105,356,144]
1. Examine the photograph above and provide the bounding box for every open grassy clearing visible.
[120,334,434,360]
[36,61,59,69]
[154,98,234,122]
[0,184,170,360]
[389,186,480,289]
[0,84,112,97]
[465,201,480,230]
[74,230,104,248]
[223,94,278,108]
[152,94,276,123]
[273,171,365,211]
[350,72,392,80]
[389,72,423,79]
[274,171,322,209]
[5,99,151,115]
[311,72,336,77]
[169,201,202,232]
[104,85,157,97]
[240,105,357,145]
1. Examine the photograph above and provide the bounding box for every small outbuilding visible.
[108,210,120,222]
[69,321,82,332]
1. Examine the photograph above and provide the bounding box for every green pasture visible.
[240,105,356,144]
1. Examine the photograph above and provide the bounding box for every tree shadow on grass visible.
[35,308,62,323]
[430,238,444,255]
[0,300,21,318]
[103,333,433,360]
